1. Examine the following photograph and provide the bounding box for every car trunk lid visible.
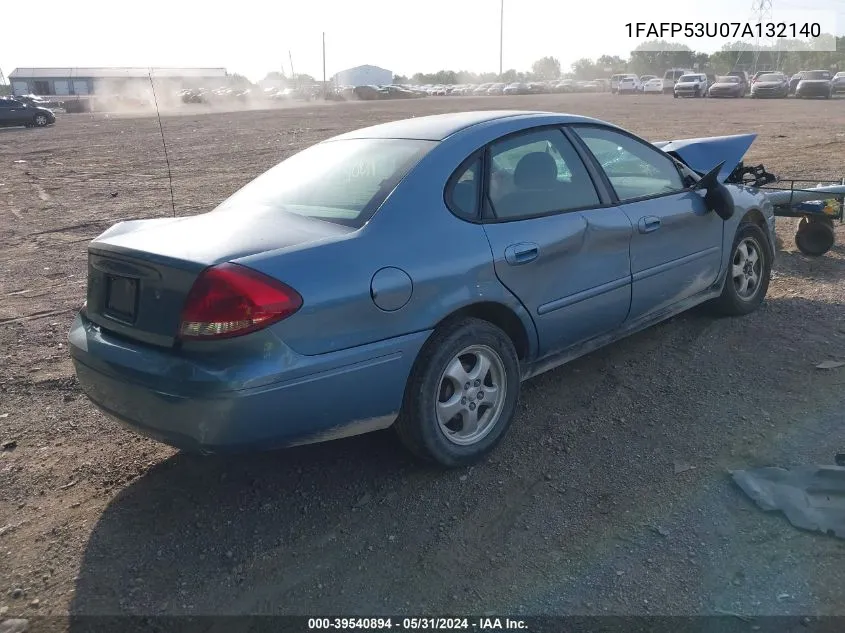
[84,207,353,347]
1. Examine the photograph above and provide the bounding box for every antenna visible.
[499,0,504,77]
[147,69,177,218]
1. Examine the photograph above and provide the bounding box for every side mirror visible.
[692,161,735,220]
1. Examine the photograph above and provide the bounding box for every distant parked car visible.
[795,70,833,99]
[708,76,745,98]
[726,71,750,94]
[788,72,805,94]
[0,98,55,128]
[833,72,845,94]
[750,73,789,98]
[642,77,664,94]
[662,68,695,94]
[473,83,493,95]
[616,75,641,94]
[609,74,626,93]
[503,82,528,95]
[552,80,575,93]
[673,73,709,98]
[487,83,506,95]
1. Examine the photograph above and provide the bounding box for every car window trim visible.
[443,151,484,221]
[480,124,610,224]
[444,124,622,225]
[566,123,691,205]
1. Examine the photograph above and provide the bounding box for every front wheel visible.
[33,114,49,127]
[710,223,772,316]
[395,318,521,467]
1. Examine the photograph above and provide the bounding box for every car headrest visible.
[514,152,558,188]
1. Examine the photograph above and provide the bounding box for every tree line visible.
[395,37,845,84]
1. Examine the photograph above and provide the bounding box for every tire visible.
[673,92,678,99]
[710,223,772,316]
[795,216,835,256]
[33,114,49,127]
[395,317,521,468]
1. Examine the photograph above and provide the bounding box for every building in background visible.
[8,67,228,96]
[332,65,392,87]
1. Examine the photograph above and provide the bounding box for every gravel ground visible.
[1,93,845,627]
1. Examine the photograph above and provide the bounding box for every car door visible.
[452,126,633,358]
[570,124,724,323]
[0,100,14,126]
[8,100,30,124]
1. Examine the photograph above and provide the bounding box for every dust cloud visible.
[61,78,336,117]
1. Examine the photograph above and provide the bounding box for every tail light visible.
[179,263,302,340]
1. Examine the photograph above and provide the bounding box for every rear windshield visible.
[716,76,740,83]
[213,138,435,228]
[805,70,831,80]
[758,74,783,81]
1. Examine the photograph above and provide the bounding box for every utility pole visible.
[750,0,773,73]
[289,50,296,88]
[322,32,327,98]
[499,0,504,78]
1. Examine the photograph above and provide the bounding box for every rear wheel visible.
[395,318,520,468]
[711,223,772,316]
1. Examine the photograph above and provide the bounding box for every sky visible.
[2,0,843,82]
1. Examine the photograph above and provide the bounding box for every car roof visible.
[327,110,605,142]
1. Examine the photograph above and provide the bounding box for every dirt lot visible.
[2,93,845,626]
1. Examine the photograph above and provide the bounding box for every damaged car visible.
[69,111,776,467]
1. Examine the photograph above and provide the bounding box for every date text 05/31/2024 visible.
[625,21,821,38]
[307,618,528,630]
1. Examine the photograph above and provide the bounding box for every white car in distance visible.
[616,74,641,94]
[642,76,664,93]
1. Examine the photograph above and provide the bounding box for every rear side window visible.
[446,156,482,220]
[486,128,601,220]
[213,138,436,228]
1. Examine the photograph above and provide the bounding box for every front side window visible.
[573,126,684,201]
[213,138,436,228]
[486,128,600,220]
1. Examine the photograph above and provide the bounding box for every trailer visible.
[727,163,844,256]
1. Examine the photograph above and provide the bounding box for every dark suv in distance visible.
[795,70,833,98]
[0,98,56,128]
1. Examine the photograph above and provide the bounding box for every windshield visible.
[213,138,435,228]
[805,71,830,80]
[716,77,739,83]
[678,75,700,82]
[758,74,783,82]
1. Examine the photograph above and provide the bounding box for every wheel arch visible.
[738,207,775,256]
[431,301,537,362]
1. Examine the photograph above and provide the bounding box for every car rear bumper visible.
[69,312,430,453]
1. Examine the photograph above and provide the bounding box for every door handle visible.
[638,216,661,233]
[504,243,539,265]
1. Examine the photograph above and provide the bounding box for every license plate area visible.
[104,275,138,323]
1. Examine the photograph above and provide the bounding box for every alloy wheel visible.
[435,345,507,446]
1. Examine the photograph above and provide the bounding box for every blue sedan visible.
[69,110,776,467]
